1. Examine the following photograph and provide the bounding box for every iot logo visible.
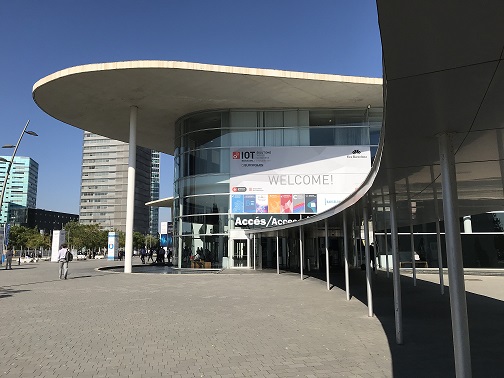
[232,151,256,159]
[352,149,361,154]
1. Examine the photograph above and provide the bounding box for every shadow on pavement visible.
[1,273,110,288]
[0,287,31,298]
[303,267,504,378]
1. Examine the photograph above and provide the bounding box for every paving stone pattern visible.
[0,260,390,378]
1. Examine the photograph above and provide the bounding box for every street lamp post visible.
[0,120,38,246]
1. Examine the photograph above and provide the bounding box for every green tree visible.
[64,221,109,254]
[26,230,50,250]
[117,230,125,248]
[145,234,160,250]
[133,232,145,250]
[8,226,31,248]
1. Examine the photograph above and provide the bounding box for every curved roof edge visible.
[145,197,174,208]
[33,60,383,92]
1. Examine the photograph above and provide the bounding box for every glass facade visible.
[173,108,382,269]
[0,156,38,224]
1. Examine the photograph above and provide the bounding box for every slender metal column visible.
[405,177,416,286]
[497,129,504,198]
[352,217,357,267]
[253,234,256,270]
[381,188,390,277]
[438,133,472,377]
[299,226,303,280]
[430,165,445,294]
[124,106,137,274]
[325,219,330,290]
[276,231,280,274]
[389,187,403,344]
[343,211,350,300]
[246,236,251,268]
[372,206,378,273]
[463,216,472,233]
[363,203,373,317]
[178,196,183,269]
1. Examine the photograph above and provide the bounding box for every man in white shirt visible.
[57,244,69,279]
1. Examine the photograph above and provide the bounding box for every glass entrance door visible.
[233,239,248,268]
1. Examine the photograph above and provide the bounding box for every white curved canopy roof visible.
[33,61,383,155]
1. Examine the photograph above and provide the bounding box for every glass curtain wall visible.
[173,108,382,268]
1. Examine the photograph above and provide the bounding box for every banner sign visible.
[232,214,304,229]
[230,146,370,215]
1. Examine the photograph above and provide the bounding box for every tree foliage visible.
[65,221,108,252]
[133,232,145,249]
[145,234,160,249]
[8,226,49,249]
[7,222,147,253]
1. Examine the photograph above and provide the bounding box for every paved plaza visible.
[0,259,503,377]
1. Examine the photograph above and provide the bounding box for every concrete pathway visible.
[0,259,502,377]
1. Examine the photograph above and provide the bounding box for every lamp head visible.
[2,144,15,149]
[25,131,38,136]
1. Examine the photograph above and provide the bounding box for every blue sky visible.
[0,1,382,223]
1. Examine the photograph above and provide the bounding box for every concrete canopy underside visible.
[33,61,382,156]
[371,1,504,229]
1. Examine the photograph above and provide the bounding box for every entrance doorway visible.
[233,239,248,267]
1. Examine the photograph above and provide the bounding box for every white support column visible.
[124,106,137,274]
[372,207,378,273]
[430,165,445,295]
[381,188,390,277]
[352,217,358,267]
[463,216,472,234]
[246,236,251,268]
[325,219,330,290]
[178,195,183,269]
[406,177,416,286]
[438,133,472,377]
[276,231,280,274]
[435,219,444,294]
[363,203,373,317]
[299,226,303,280]
[389,187,403,344]
[410,224,416,285]
[253,234,256,270]
[343,211,350,301]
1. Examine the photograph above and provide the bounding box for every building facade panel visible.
[173,108,382,269]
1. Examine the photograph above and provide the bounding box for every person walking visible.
[58,243,70,279]
[5,247,14,270]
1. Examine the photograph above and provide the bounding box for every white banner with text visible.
[230,146,371,215]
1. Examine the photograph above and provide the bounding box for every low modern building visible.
[8,207,78,233]
[0,156,38,224]
[32,61,383,270]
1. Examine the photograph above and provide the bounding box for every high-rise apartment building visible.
[149,151,160,235]
[0,156,38,224]
[79,132,158,233]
